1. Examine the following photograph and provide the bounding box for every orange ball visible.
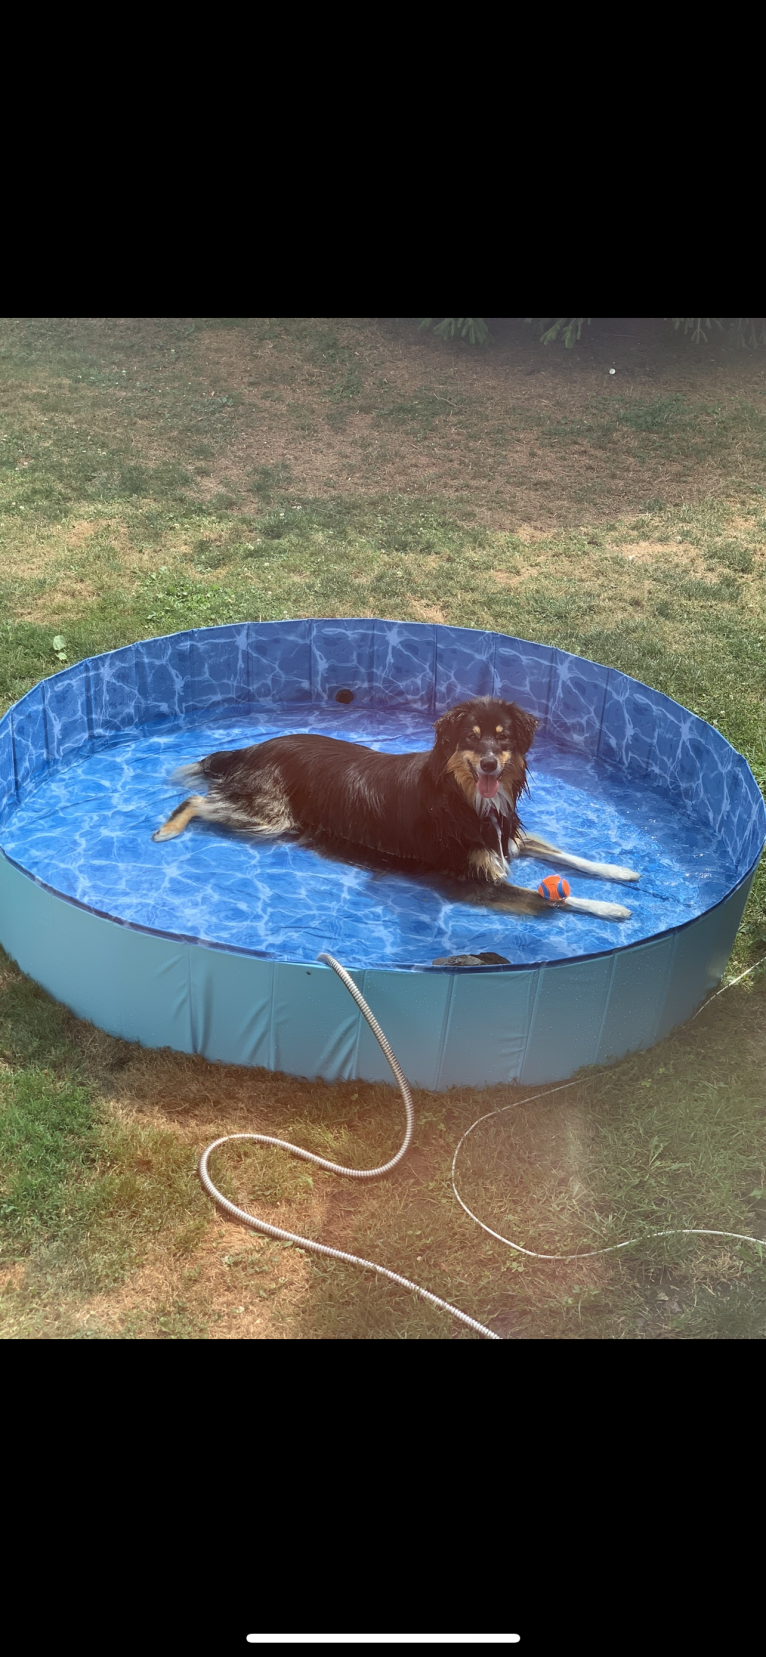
[538,875,571,902]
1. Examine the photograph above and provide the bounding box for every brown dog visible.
[153,696,639,920]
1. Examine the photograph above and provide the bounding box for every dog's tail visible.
[167,761,207,789]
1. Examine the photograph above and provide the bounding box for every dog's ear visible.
[433,704,467,752]
[507,704,538,754]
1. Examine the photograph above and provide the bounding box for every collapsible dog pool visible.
[0,620,763,1087]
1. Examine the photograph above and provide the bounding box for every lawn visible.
[1,315,765,1338]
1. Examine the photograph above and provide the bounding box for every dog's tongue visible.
[477,774,500,799]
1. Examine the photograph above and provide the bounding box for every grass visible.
[0,316,765,1339]
[535,392,766,463]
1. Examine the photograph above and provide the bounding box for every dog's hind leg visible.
[495,884,631,921]
[152,795,206,841]
[153,768,297,844]
[513,831,640,884]
[437,875,555,918]
[442,876,632,922]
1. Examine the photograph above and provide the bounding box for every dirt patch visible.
[0,1262,26,1294]
[0,517,131,583]
[613,539,692,564]
[489,567,537,588]
[67,1218,316,1341]
[67,518,103,548]
[16,579,102,625]
[515,524,555,544]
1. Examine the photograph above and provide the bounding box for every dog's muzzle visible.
[477,756,501,799]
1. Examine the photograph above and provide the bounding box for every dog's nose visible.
[480,757,500,774]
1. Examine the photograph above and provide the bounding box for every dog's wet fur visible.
[152,697,640,921]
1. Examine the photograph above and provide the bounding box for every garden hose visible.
[198,953,500,1340]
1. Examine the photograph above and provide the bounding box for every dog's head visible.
[433,697,538,808]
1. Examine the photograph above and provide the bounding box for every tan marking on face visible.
[447,750,479,804]
[500,751,525,784]
[496,725,504,735]
[472,725,481,737]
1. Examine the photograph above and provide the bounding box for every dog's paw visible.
[602,863,640,884]
[570,859,640,884]
[563,896,631,921]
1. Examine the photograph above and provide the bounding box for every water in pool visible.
[0,705,738,969]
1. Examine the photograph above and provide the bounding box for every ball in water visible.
[538,875,571,902]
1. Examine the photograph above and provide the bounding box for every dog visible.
[152,696,639,921]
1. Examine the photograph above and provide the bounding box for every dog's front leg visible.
[467,847,508,882]
[513,832,640,884]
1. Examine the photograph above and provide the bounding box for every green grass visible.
[0,317,765,1339]
[0,970,208,1329]
[536,393,766,468]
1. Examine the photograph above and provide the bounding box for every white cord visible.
[452,955,766,1262]
[687,952,766,1020]
[451,1084,766,1260]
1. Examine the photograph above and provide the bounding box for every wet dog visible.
[152,696,639,920]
